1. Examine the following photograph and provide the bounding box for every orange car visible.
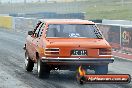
[24,19,114,78]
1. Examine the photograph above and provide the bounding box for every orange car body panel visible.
[25,19,113,65]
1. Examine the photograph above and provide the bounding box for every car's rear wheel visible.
[25,51,34,72]
[94,64,108,74]
[37,58,50,79]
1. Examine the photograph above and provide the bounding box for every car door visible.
[31,22,45,60]
[27,21,42,59]
[37,23,46,58]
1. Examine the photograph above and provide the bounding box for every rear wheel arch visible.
[36,52,50,79]
[25,50,34,72]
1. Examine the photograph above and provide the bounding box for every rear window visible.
[46,24,103,39]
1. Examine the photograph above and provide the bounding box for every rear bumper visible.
[41,57,114,64]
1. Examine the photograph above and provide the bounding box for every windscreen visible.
[46,24,103,39]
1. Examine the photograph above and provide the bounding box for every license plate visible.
[71,50,87,56]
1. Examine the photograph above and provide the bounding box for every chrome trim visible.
[42,57,114,60]
[41,57,114,64]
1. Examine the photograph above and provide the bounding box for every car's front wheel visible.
[25,51,34,72]
[37,58,50,79]
[94,64,108,74]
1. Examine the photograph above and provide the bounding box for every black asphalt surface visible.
[0,29,132,88]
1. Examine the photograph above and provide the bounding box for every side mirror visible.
[28,31,33,35]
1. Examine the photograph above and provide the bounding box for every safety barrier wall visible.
[0,16,12,29]
[9,12,85,19]
[0,16,132,52]
[13,17,37,33]
[121,26,132,52]
[102,19,132,25]
[97,24,132,53]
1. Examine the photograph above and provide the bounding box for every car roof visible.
[39,19,95,24]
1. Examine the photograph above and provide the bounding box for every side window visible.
[34,22,43,37]
[33,21,41,32]
[38,23,46,37]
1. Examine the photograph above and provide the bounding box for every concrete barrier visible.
[0,16,12,29]
[13,17,37,33]
[0,16,132,53]
[102,19,132,25]
[121,26,132,52]
[9,12,85,19]
[97,24,132,53]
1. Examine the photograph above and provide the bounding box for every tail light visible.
[45,48,59,56]
[99,48,112,55]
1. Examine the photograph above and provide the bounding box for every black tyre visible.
[94,64,108,74]
[37,58,50,79]
[25,51,34,72]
